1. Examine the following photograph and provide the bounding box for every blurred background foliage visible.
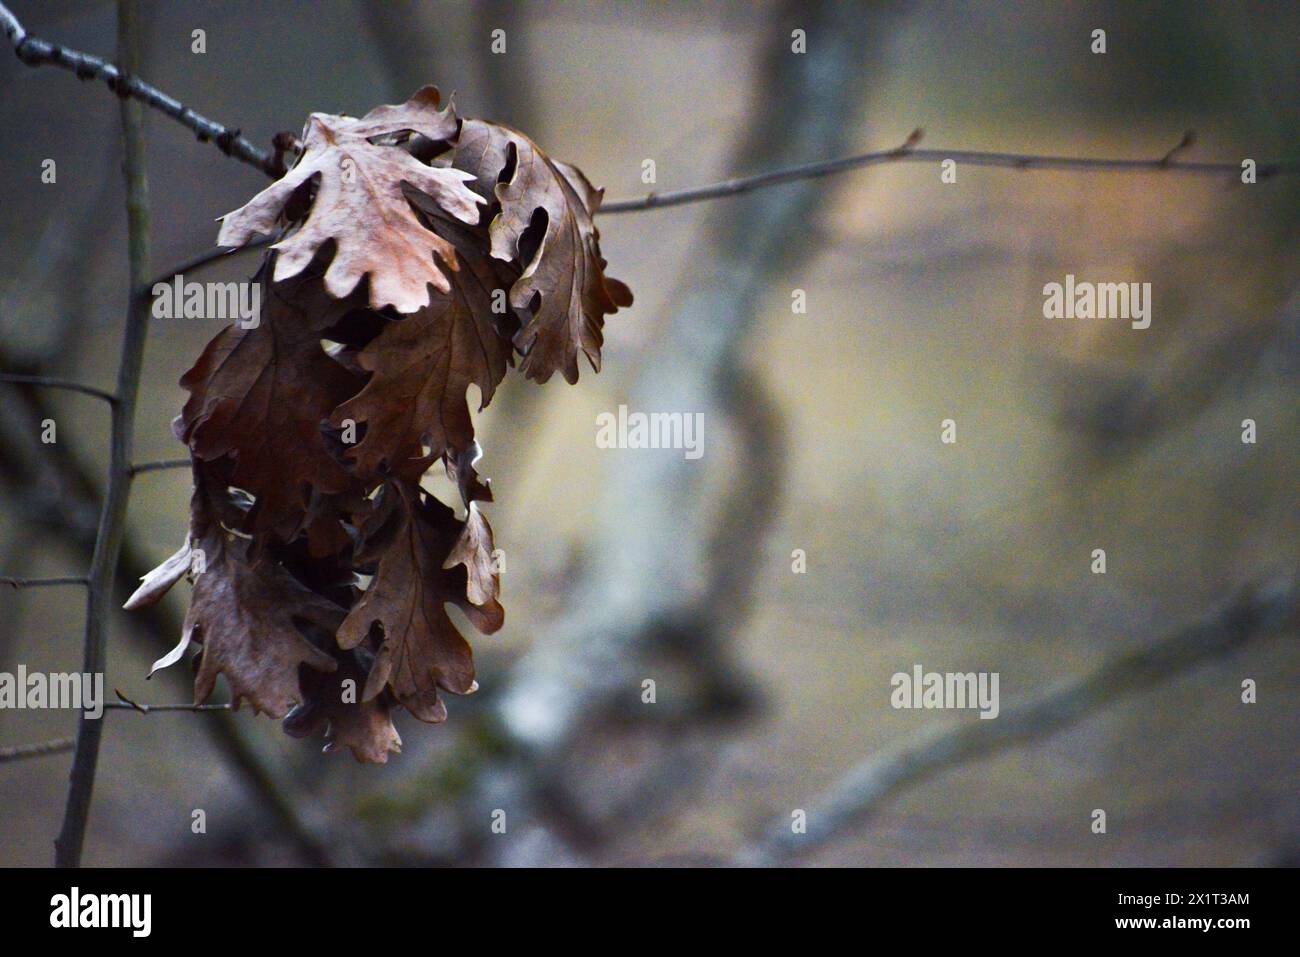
[0,0,1295,866]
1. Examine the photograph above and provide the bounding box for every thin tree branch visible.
[142,234,274,298]
[0,373,116,405]
[128,458,190,476]
[0,738,76,763]
[103,702,233,713]
[1,575,88,588]
[746,576,1298,865]
[5,0,1290,217]
[0,348,338,869]
[55,0,152,870]
[0,1,280,177]
[109,691,233,714]
[600,130,1297,213]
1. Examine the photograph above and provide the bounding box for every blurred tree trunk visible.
[480,0,906,861]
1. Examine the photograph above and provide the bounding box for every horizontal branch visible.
[1,575,88,588]
[748,576,1297,865]
[0,373,116,405]
[0,737,76,763]
[6,0,1290,221]
[600,130,1297,214]
[0,1,280,176]
[129,458,190,476]
[110,690,232,714]
[142,234,274,297]
[104,702,233,713]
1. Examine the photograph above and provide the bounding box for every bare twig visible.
[105,702,233,713]
[0,373,116,405]
[5,0,1290,218]
[1,575,88,588]
[600,131,1296,213]
[1160,129,1197,166]
[110,690,233,714]
[128,458,190,476]
[0,738,76,763]
[54,0,152,870]
[0,348,337,868]
[0,1,280,176]
[746,576,1298,865]
[142,234,274,297]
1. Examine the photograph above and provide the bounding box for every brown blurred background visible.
[0,0,1296,867]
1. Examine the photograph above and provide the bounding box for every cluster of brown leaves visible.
[126,88,630,763]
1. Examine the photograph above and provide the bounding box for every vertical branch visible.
[54,0,151,868]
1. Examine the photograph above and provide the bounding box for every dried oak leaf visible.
[442,443,499,608]
[178,275,361,539]
[217,86,483,314]
[122,534,192,611]
[186,531,342,717]
[284,648,402,764]
[443,503,498,608]
[337,483,502,723]
[445,440,494,508]
[123,460,234,616]
[404,185,526,345]
[454,119,633,384]
[329,248,511,483]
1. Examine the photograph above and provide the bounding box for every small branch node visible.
[270,131,301,176]
[115,689,149,714]
[895,127,923,154]
[1160,129,1197,166]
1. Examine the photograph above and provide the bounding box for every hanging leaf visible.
[455,120,633,383]
[177,273,362,539]
[186,531,342,718]
[284,648,403,764]
[135,87,630,761]
[217,87,483,314]
[329,250,510,482]
[336,484,501,723]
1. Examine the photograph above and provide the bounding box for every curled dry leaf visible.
[284,649,403,764]
[217,86,482,314]
[337,484,502,724]
[455,120,634,383]
[134,87,630,761]
[177,272,362,539]
[444,504,499,607]
[186,531,340,718]
[329,249,511,482]
[122,534,192,611]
